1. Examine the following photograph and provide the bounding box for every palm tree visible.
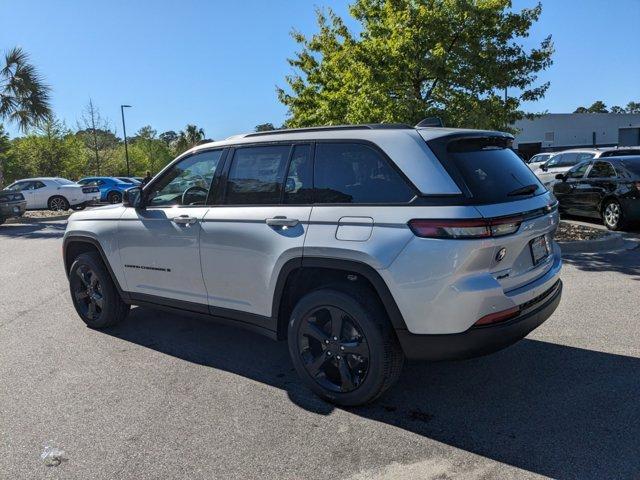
[1,47,51,131]
[0,47,51,186]
[174,124,206,153]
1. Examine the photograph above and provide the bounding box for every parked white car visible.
[526,152,555,171]
[533,149,603,187]
[5,177,100,211]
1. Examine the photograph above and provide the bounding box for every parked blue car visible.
[77,177,133,204]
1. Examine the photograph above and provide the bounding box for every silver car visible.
[62,124,562,405]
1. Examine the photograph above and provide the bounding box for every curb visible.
[5,214,71,224]
[558,232,626,254]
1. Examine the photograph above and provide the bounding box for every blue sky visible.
[1,0,639,139]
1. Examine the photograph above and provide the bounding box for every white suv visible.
[63,124,562,405]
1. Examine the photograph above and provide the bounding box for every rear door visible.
[553,161,591,214]
[118,149,225,306]
[581,160,618,216]
[200,143,313,320]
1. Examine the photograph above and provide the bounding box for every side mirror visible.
[123,186,143,208]
[555,173,566,181]
[541,164,549,172]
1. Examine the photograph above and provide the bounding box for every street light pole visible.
[120,104,132,176]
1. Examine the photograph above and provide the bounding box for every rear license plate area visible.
[530,235,550,266]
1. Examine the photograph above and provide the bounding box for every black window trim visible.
[143,147,229,209]
[210,138,420,207]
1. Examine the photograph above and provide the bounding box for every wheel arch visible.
[272,257,407,340]
[63,235,130,301]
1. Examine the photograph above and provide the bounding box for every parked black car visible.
[0,190,27,225]
[553,156,640,230]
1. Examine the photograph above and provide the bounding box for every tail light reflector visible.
[408,216,522,239]
[474,306,520,326]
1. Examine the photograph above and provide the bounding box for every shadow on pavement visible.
[104,306,640,479]
[562,246,640,280]
[0,221,66,239]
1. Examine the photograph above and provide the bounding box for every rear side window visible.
[314,143,414,204]
[430,137,545,203]
[226,145,290,205]
[588,161,616,178]
[284,144,313,204]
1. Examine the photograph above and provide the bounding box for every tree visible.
[159,130,178,147]
[278,1,553,130]
[77,99,119,175]
[5,117,87,183]
[174,124,206,154]
[610,105,625,114]
[130,125,173,174]
[573,100,609,113]
[0,47,52,185]
[626,101,640,114]
[255,122,277,132]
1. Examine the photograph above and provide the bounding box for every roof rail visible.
[242,123,413,138]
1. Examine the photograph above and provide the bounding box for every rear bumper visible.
[396,279,562,361]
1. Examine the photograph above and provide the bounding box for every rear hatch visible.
[421,131,559,291]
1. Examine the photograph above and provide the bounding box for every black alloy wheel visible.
[297,305,370,393]
[108,191,122,204]
[68,252,129,329]
[73,264,105,321]
[288,287,404,406]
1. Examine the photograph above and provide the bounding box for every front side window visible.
[547,152,581,168]
[588,161,616,178]
[567,162,590,179]
[225,145,290,205]
[314,143,413,204]
[7,181,28,191]
[148,149,223,206]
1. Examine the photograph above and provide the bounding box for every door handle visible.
[266,216,299,227]
[172,215,198,225]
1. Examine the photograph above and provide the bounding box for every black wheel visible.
[602,199,626,231]
[288,287,404,406]
[107,191,122,204]
[69,252,129,329]
[48,195,70,211]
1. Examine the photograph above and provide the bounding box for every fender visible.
[271,257,408,332]
[63,234,130,301]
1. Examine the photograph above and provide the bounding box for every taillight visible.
[408,216,522,239]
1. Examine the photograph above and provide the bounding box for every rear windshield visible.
[428,136,546,204]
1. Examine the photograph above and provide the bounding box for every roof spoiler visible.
[415,117,444,128]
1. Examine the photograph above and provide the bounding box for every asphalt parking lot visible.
[1,219,639,479]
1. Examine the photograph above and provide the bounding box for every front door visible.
[118,149,225,306]
[200,143,313,319]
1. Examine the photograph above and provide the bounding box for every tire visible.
[287,286,404,406]
[48,195,70,211]
[602,199,626,231]
[68,252,129,329]
[107,191,122,204]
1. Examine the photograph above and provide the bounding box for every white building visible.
[512,113,640,158]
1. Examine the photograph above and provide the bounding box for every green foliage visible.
[0,47,52,131]
[278,0,554,130]
[174,124,207,154]
[3,117,87,183]
[574,100,640,114]
[255,122,277,131]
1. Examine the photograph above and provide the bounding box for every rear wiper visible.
[507,184,538,196]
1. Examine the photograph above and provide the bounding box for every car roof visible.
[187,125,510,154]
[15,177,72,182]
